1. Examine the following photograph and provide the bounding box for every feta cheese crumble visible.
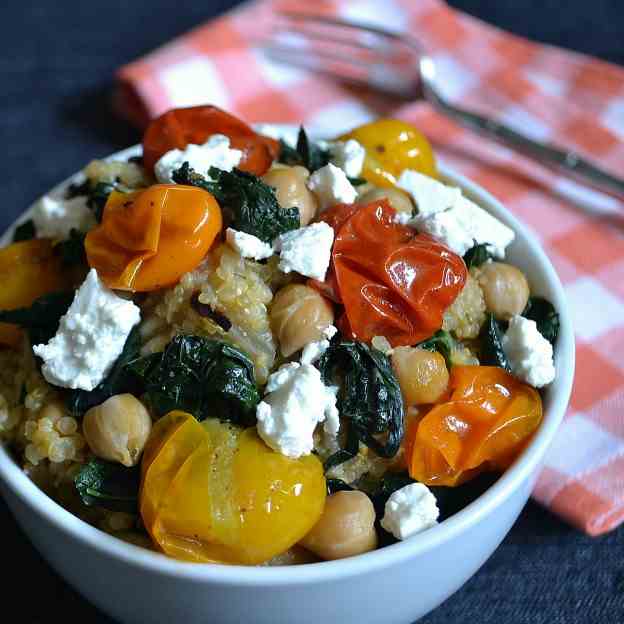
[154,134,242,183]
[33,269,141,391]
[225,228,274,260]
[380,483,440,540]
[307,163,358,211]
[32,194,96,239]
[256,362,339,458]
[397,169,515,257]
[502,315,556,388]
[327,139,366,178]
[274,221,335,281]
[300,325,337,365]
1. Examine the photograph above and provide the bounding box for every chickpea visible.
[476,262,530,321]
[270,284,334,357]
[299,491,377,560]
[262,166,319,226]
[357,187,414,216]
[82,394,152,467]
[391,347,449,405]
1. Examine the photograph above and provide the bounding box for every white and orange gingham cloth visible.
[116,0,624,535]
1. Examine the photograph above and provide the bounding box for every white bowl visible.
[0,144,575,624]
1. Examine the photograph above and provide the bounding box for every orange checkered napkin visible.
[116,0,624,535]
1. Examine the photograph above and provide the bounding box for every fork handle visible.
[427,91,624,202]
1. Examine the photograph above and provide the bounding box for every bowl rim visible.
[0,142,575,587]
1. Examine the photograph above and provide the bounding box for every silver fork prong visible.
[278,10,407,44]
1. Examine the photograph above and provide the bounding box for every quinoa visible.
[442,274,486,339]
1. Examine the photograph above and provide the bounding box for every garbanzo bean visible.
[82,394,152,467]
[299,490,377,560]
[357,186,414,215]
[262,166,319,226]
[391,347,449,405]
[476,262,530,321]
[270,284,334,357]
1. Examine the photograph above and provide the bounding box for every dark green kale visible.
[463,243,494,268]
[347,176,367,187]
[172,163,299,243]
[479,314,511,371]
[523,296,560,345]
[74,458,140,513]
[319,341,404,464]
[278,126,331,173]
[54,229,87,268]
[0,291,74,346]
[417,329,455,368]
[12,219,36,242]
[66,327,142,417]
[65,178,118,222]
[127,334,260,426]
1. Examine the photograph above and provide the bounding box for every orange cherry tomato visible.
[317,200,467,346]
[142,105,280,175]
[0,239,69,347]
[85,184,222,291]
[407,366,543,486]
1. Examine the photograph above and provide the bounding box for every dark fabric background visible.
[1,1,623,622]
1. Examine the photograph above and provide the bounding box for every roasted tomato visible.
[339,119,437,187]
[407,366,543,486]
[140,412,326,564]
[316,200,467,345]
[85,184,222,292]
[142,105,279,175]
[0,239,69,347]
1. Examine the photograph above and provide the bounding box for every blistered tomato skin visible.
[319,200,467,345]
[407,366,543,486]
[85,184,222,292]
[339,119,437,187]
[142,105,280,175]
[140,412,326,564]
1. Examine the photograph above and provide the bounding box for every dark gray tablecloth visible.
[1,1,623,622]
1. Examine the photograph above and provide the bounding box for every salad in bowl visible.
[0,106,560,566]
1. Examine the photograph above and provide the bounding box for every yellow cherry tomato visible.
[339,119,437,187]
[0,239,69,347]
[140,412,326,564]
[85,184,222,292]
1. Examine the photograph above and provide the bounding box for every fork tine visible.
[278,9,406,43]
[274,24,389,55]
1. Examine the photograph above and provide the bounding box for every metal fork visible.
[263,11,624,202]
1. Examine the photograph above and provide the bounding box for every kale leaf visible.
[278,126,331,173]
[66,178,118,222]
[479,314,511,371]
[319,341,404,462]
[54,229,87,268]
[74,458,140,513]
[172,163,299,243]
[417,329,455,368]
[66,327,142,417]
[127,334,260,426]
[523,296,560,345]
[12,219,36,242]
[463,243,494,268]
[0,291,74,346]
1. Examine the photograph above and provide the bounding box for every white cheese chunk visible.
[154,134,243,183]
[225,228,274,260]
[274,221,335,281]
[300,325,337,365]
[32,195,96,239]
[380,483,439,540]
[397,169,461,219]
[33,269,141,391]
[327,139,366,178]
[307,163,357,211]
[256,362,339,457]
[397,169,515,257]
[502,315,555,388]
